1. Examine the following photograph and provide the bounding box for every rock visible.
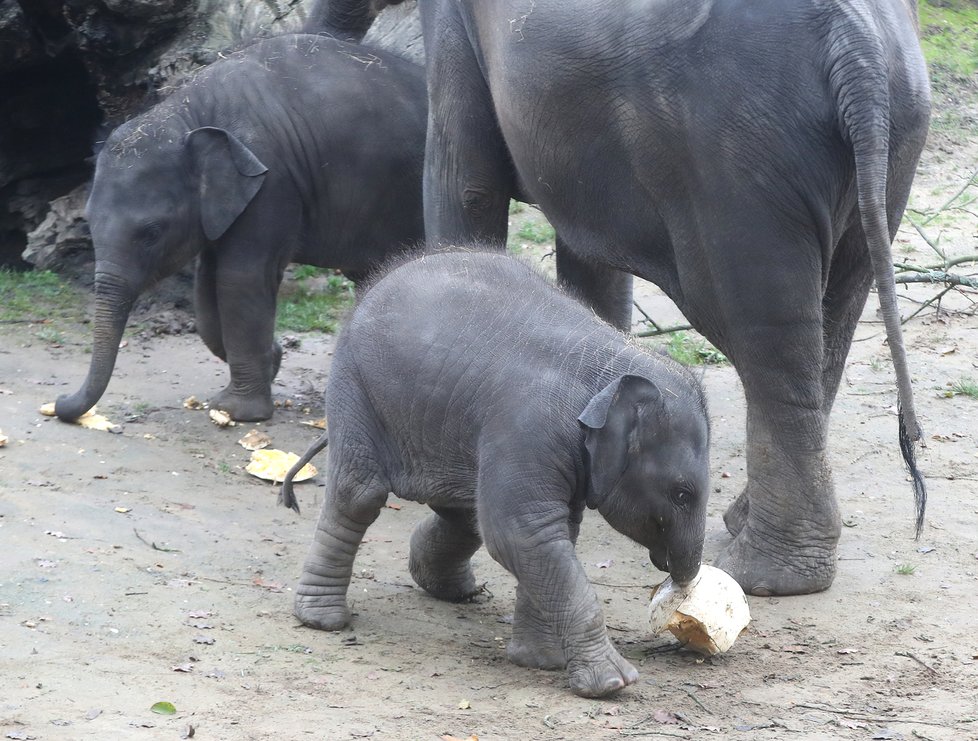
[22,183,92,271]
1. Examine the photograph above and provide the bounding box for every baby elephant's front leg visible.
[481,494,638,698]
[409,505,483,602]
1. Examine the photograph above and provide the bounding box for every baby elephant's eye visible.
[138,223,163,245]
[670,487,693,508]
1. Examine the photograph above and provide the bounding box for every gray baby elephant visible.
[281,250,710,698]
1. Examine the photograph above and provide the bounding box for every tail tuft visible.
[898,407,927,538]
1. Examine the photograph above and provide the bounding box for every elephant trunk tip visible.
[54,393,95,423]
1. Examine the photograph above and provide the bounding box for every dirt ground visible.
[3,115,978,741]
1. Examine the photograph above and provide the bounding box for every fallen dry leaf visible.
[651,709,681,724]
[252,576,284,592]
[39,403,118,432]
[0,429,7,447]
[301,418,327,430]
[208,409,235,427]
[238,429,271,451]
[183,396,204,410]
[245,449,316,483]
[440,736,478,741]
[78,413,119,432]
[457,699,471,710]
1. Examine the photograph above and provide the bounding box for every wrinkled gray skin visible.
[318,0,931,596]
[55,33,427,423]
[283,251,710,698]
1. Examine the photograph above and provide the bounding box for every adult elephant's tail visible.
[824,1,930,536]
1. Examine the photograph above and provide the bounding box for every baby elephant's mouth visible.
[649,547,669,574]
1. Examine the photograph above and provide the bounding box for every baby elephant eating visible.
[282,250,710,697]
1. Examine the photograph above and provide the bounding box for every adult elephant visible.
[318,0,931,596]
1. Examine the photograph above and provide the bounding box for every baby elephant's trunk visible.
[280,429,329,513]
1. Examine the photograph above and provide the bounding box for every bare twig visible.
[133,528,182,553]
[903,215,947,262]
[894,267,978,289]
[683,688,713,715]
[896,650,940,676]
[921,166,978,225]
[792,703,948,727]
[634,323,694,338]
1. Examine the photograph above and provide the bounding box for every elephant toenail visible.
[750,585,773,597]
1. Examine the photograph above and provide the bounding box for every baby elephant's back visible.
[331,251,606,424]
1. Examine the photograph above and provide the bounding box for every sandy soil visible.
[2,118,978,741]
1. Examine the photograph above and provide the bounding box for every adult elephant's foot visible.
[293,592,351,631]
[723,489,750,537]
[210,385,273,422]
[714,524,837,596]
[566,647,638,698]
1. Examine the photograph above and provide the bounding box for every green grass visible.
[895,563,917,576]
[662,331,728,366]
[0,268,84,323]
[919,1,978,80]
[948,377,978,399]
[515,221,556,244]
[276,271,354,333]
[508,200,525,215]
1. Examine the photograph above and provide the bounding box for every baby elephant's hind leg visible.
[294,473,389,631]
[409,506,483,602]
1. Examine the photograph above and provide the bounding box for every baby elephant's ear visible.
[578,375,662,509]
[186,127,268,241]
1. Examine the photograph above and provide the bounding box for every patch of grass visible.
[35,326,66,345]
[515,221,556,244]
[895,563,917,576]
[919,1,978,80]
[0,268,84,323]
[947,377,978,399]
[508,200,525,215]
[662,331,728,366]
[291,265,329,281]
[276,272,354,333]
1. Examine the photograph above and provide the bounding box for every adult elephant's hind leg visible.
[722,489,750,537]
[556,240,634,332]
[822,228,874,420]
[423,10,513,245]
[409,506,483,602]
[710,239,841,595]
[722,232,869,541]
